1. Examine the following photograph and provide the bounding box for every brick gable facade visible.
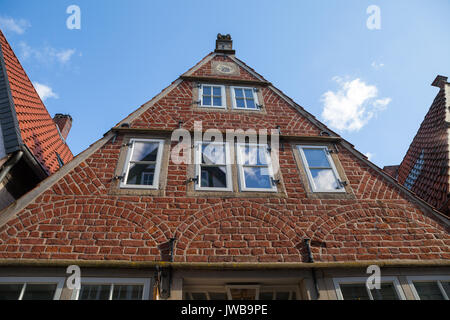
[0,35,448,300]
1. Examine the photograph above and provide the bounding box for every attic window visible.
[199,84,226,108]
[231,86,259,110]
[297,146,345,193]
[120,139,164,189]
[404,150,425,190]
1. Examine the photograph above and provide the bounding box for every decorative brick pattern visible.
[0,52,448,264]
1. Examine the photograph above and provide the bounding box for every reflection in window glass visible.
[123,140,162,188]
[298,146,344,192]
[233,87,257,110]
[197,143,230,190]
[201,85,224,108]
[238,144,275,191]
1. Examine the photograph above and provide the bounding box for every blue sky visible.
[0,0,449,168]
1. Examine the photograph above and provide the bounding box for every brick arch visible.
[173,201,306,262]
[306,203,450,262]
[0,198,170,246]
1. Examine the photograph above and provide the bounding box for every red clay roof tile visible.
[0,30,73,174]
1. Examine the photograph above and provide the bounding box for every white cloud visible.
[365,152,374,161]
[321,77,391,132]
[18,41,76,65]
[55,49,76,63]
[33,82,58,101]
[0,16,30,35]
[371,61,385,69]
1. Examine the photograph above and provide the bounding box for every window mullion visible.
[437,281,449,300]
[18,283,27,300]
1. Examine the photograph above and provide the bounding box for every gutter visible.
[0,259,448,270]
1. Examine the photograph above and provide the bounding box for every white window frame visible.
[199,84,227,109]
[297,145,345,193]
[231,86,260,110]
[333,277,406,300]
[0,277,65,300]
[406,275,450,300]
[71,277,151,300]
[194,141,233,191]
[236,143,277,192]
[120,138,164,189]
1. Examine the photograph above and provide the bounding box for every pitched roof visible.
[0,30,73,174]
[0,35,448,265]
[397,76,450,213]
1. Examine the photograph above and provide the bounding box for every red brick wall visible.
[0,56,448,263]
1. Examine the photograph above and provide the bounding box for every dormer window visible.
[199,84,226,108]
[231,86,259,110]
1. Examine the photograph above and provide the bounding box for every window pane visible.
[201,166,227,188]
[246,99,256,109]
[213,97,222,106]
[303,148,330,168]
[0,284,22,300]
[212,87,221,96]
[208,292,228,300]
[22,284,57,300]
[241,146,268,165]
[131,142,159,162]
[243,167,272,189]
[202,96,212,106]
[259,292,274,300]
[244,89,253,98]
[414,282,445,300]
[202,143,225,165]
[112,285,143,300]
[79,284,111,300]
[126,163,155,186]
[370,283,399,300]
[191,292,207,300]
[310,169,340,191]
[234,88,244,98]
[203,86,211,95]
[236,98,245,108]
[340,284,370,300]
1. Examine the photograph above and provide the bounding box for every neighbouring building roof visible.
[0,30,73,174]
[396,75,450,214]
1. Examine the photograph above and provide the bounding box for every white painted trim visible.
[333,276,406,300]
[71,277,151,300]
[297,145,345,193]
[198,84,227,109]
[120,138,164,189]
[406,275,450,300]
[0,277,65,300]
[236,143,277,192]
[194,141,233,191]
[230,86,259,110]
